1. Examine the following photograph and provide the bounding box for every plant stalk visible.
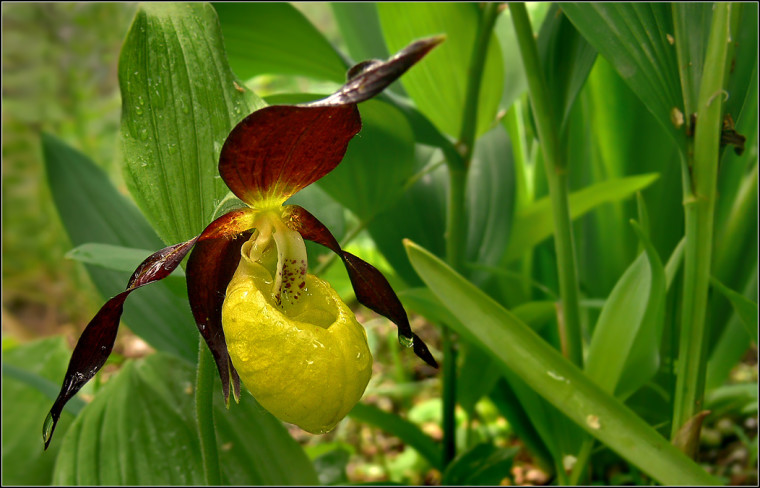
[440,2,501,467]
[196,338,222,484]
[510,2,583,368]
[671,3,731,457]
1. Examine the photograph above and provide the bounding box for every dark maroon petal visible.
[282,204,341,254]
[312,35,445,107]
[285,205,438,368]
[218,105,361,207]
[44,237,199,450]
[186,231,250,406]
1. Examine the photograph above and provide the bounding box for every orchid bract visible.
[43,36,443,448]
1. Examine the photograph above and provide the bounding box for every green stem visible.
[440,2,501,467]
[196,338,222,484]
[671,3,731,457]
[510,3,583,368]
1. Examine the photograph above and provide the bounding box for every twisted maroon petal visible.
[284,205,437,368]
[44,237,199,450]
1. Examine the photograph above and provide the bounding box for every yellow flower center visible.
[221,211,372,433]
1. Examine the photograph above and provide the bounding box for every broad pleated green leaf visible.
[119,3,264,245]
[42,133,197,362]
[404,240,718,486]
[562,4,683,145]
[585,222,666,400]
[215,2,347,83]
[378,3,504,138]
[52,353,317,485]
[2,338,76,486]
[505,173,659,262]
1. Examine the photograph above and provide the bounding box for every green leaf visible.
[711,276,759,344]
[536,4,597,129]
[466,125,516,286]
[441,442,518,485]
[562,4,683,145]
[378,3,504,138]
[331,3,390,64]
[505,173,660,262]
[215,2,347,83]
[368,152,448,286]
[42,133,197,363]
[319,99,417,220]
[119,3,264,245]
[585,221,666,400]
[404,240,718,485]
[66,243,184,277]
[2,338,76,486]
[53,353,317,485]
[349,402,442,470]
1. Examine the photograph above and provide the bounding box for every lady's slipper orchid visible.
[43,36,443,448]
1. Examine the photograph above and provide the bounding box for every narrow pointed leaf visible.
[404,240,718,485]
[119,2,262,245]
[45,238,198,450]
[505,173,659,262]
[219,104,361,207]
[585,221,666,400]
[710,276,758,344]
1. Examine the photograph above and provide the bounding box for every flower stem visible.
[510,2,583,368]
[671,2,731,457]
[441,2,502,467]
[196,338,222,484]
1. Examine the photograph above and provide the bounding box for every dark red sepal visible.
[219,104,361,207]
[186,231,250,406]
[284,205,437,368]
[44,237,199,450]
[313,35,446,107]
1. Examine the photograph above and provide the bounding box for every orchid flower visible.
[43,36,443,448]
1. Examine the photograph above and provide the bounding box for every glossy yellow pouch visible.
[222,232,372,434]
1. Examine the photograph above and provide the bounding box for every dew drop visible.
[139,129,149,141]
[399,335,414,348]
[135,106,144,115]
[167,143,178,155]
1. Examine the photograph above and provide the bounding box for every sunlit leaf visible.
[214,2,347,83]
[585,221,666,400]
[710,276,758,344]
[119,2,263,245]
[404,240,717,485]
[378,3,504,138]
